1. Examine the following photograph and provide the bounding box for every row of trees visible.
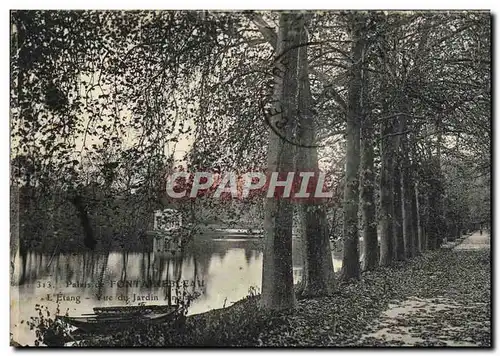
[10,11,490,309]
[257,11,490,309]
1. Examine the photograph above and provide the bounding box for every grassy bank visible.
[77,247,490,347]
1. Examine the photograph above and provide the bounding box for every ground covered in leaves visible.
[79,248,490,347]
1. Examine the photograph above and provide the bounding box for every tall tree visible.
[359,29,378,271]
[340,13,365,281]
[296,18,335,297]
[248,12,337,297]
[401,118,416,258]
[392,143,405,261]
[261,12,302,310]
[377,24,395,267]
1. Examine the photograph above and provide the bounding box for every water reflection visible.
[11,236,342,345]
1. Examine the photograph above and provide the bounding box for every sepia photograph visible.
[9,9,491,347]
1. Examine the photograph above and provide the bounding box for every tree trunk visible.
[295,19,335,297]
[423,190,430,250]
[401,159,415,258]
[398,106,416,259]
[379,121,394,265]
[427,187,439,250]
[10,185,20,284]
[456,222,462,240]
[414,181,424,252]
[360,128,378,271]
[10,19,21,284]
[377,29,395,267]
[340,15,364,281]
[15,16,29,285]
[410,181,420,255]
[360,72,378,271]
[261,13,301,310]
[426,157,443,250]
[393,155,405,261]
[435,119,445,248]
[71,194,97,250]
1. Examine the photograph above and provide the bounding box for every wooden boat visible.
[57,305,181,333]
[93,304,176,316]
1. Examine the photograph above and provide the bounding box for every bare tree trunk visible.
[10,185,20,284]
[261,13,301,310]
[426,156,443,250]
[340,15,364,281]
[10,20,20,284]
[427,191,438,250]
[360,72,378,271]
[410,181,420,255]
[379,121,394,266]
[435,119,445,248]
[414,181,424,253]
[423,191,431,250]
[377,28,395,267]
[398,105,415,259]
[393,155,405,261]
[296,20,335,297]
[401,159,415,258]
[13,15,30,286]
[360,125,378,271]
[298,205,335,296]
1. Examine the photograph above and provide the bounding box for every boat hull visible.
[57,305,181,333]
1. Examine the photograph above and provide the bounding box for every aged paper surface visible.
[10,10,491,347]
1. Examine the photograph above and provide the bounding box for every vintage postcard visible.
[10,10,491,347]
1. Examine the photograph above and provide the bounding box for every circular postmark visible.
[257,22,336,150]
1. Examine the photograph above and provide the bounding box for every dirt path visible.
[454,231,490,251]
[358,232,491,347]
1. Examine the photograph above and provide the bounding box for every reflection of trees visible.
[96,252,110,299]
[82,253,97,282]
[164,257,171,302]
[120,252,129,280]
[65,254,72,283]
[16,239,266,303]
[244,248,253,266]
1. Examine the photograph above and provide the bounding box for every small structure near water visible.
[147,209,184,255]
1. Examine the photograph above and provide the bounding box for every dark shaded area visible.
[70,194,97,250]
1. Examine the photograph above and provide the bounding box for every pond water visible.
[10,236,343,345]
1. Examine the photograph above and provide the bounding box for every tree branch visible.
[246,12,347,112]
